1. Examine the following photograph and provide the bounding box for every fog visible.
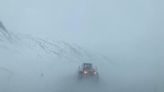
[0,0,164,92]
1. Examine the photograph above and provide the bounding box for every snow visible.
[0,23,110,92]
[0,21,162,92]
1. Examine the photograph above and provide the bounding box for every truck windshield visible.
[83,64,92,69]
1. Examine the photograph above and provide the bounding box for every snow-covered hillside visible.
[0,22,110,92]
[0,22,159,92]
[0,21,106,62]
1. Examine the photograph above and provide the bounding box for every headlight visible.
[94,72,97,75]
[83,71,88,74]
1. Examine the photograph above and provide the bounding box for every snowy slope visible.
[0,22,110,92]
[0,21,100,62]
[0,22,157,92]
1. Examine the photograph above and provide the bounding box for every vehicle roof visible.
[83,63,92,65]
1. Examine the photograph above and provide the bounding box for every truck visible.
[78,63,99,81]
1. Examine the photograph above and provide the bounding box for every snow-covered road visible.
[0,22,162,92]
